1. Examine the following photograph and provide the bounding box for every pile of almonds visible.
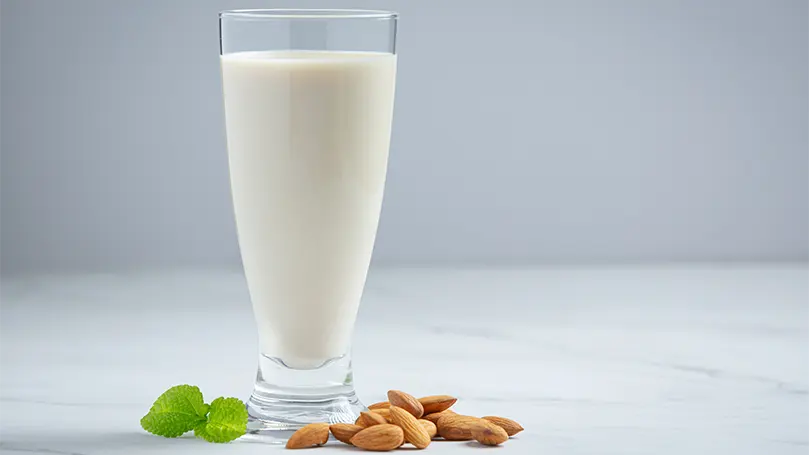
[286,390,523,450]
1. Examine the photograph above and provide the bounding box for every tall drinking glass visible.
[219,9,398,440]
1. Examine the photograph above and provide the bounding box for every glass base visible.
[243,353,365,443]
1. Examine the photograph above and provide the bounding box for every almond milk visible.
[221,51,397,369]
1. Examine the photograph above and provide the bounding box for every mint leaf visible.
[194,397,248,443]
[140,385,209,438]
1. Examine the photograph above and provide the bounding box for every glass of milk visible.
[219,9,397,441]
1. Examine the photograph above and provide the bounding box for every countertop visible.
[1,265,807,454]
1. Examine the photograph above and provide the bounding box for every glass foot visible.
[243,354,365,443]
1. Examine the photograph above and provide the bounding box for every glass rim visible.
[219,9,398,20]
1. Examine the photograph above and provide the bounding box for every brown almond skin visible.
[356,411,387,428]
[368,401,390,410]
[472,419,509,445]
[418,395,457,415]
[387,390,424,418]
[419,419,437,438]
[482,416,524,436]
[286,423,330,449]
[390,406,431,449]
[370,407,393,422]
[329,423,364,445]
[350,424,404,451]
[436,414,480,441]
[423,409,456,425]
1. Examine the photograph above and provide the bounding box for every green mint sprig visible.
[140,385,247,443]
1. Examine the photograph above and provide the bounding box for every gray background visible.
[1,0,807,274]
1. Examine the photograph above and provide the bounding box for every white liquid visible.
[221,51,397,369]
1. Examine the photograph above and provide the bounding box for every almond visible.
[436,414,480,441]
[368,401,390,410]
[482,416,524,436]
[423,409,456,424]
[472,419,509,445]
[387,390,424,418]
[370,407,393,422]
[329,423,363,445]
[418,395,457,414]
[356,411,387,428]
[419,419,437,438]
[389,406,431,449]
[350,424,404,451]
[286,423,329,449]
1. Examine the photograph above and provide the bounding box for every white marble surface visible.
[1,265,807,454]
